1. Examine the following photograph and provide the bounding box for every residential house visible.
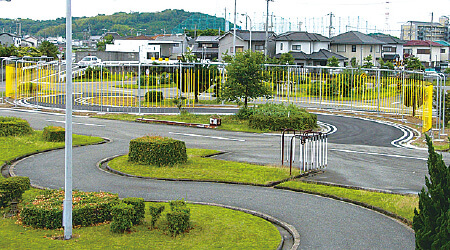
[191,36,219,61]
[0,33,21,47]
[435,40,450,64]
[403,40,443,68]
[217,30,276,61]
[369,34,405,61]
[331,31,385,67]
[274,31,346,66]
[21,35,39,47]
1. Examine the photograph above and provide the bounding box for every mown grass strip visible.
[107,149,292,186]
[0,202,280,249]
[277,180,418,223]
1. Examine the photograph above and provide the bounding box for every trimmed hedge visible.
[0,176,30,208]
[148,204,165,228]
[166,200,190,236]
[21,190,119,229]
[43,126,65,142]
[144,91,164,102]
[0,116,33,137]
[128,136,187,166]
[122,197,145,225]
[246,104,317,131]
[110,202,134,233]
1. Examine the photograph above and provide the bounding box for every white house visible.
[0,33,21,47]
[403,40,443,68]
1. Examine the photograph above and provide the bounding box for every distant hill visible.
[0,9,226,40]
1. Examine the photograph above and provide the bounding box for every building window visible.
[337,44,346,52]
[441,48,446,53]
[370,46,373,53]
[352,45,357,52]
[280,43,284,50]
[236,46,244,53]
[147,52,160,59]
[291,45,301,51]
[255,45,264,51]
[417,49,430,54]
[383,46,396,53]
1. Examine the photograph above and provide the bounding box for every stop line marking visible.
[169,132,245,142]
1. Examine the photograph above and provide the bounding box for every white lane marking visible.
[330,149,427,161]
[169,132,245,142]
[46,119,105,127]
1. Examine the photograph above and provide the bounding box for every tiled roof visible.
[276,32,330,42]
[332,31,385,45]
[218,30,276,42]
[404,40,444,47]
[369,34,405,44]
[195,36,219,42]
[275,49,347,61]
[435,40,450,47]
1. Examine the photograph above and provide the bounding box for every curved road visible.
[1,108,426,249]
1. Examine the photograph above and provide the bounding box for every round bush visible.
[43,126,65,142]
[128,136,187,166]
[0,116,33,137]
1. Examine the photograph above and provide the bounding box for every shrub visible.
[148,204,165,228]
[166,200,190,236]
[128,136,187,166]
[110,202,134,233]
[0,116,33,137]
[21,190,119,229]
[247,104,317,131]
[236,106,255,120]
[144,91,164,102]
[0,176,30,208]
[122,197,145,225]
[43,126,65,142]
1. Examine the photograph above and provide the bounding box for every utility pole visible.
[265,0,274,57]
[430,12,434,68]
[327,12,334,38]
[233,0,236,55]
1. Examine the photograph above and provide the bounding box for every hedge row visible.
[43,126,65,142]
[0,177,30,208]
[144,91,164,102]
[110,203,134,233]
[167,200,191,236]
[249,113,317,131]
[21,190,119,229]
[128,136,187,166]
[0,117,33,137]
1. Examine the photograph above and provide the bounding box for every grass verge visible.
[277,180,418,222]
[0,131,104,179]
[92,113,267,133]
[0,202,280,249]
[108,149,292,185]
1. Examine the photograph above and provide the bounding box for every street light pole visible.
[241,14,252,52]
[63,0,73,240]
[233,0,237,55]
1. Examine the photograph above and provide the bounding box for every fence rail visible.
[3,60,434,132]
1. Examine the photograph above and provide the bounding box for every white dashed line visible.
[169,132,245,142]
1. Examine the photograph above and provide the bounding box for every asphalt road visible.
[0,108,424,249]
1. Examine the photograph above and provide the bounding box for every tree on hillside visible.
[413,135,450,249]
[38,41,58,59]
[220,50,272,108]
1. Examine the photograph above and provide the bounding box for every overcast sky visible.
[0,0,449,36]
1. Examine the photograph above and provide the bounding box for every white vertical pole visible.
[63,0,73,240]
[325,137,328,167]
[291,137,296,163]
[299,142,303,171]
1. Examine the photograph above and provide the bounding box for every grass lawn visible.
[277,181,419,222]
[0,202,280,249]
[108,149,292,185]
[0,131,104,179]
[93,113,267,133]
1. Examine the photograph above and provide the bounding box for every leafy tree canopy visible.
[327,56,340,67]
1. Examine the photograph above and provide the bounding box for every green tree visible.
[413,135,450,249]
[362,55,374,68]
[279,52,295,65]
[221,50,272,108]
[327,56,340,67]
[38,41,58,59]
[96,34,114,51]
[444,68,450,74]
[404,56,425,71]
[350,57,358,68]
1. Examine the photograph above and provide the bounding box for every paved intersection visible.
[1,108,427,249]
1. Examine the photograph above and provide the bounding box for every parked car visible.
[78,56,101,67]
